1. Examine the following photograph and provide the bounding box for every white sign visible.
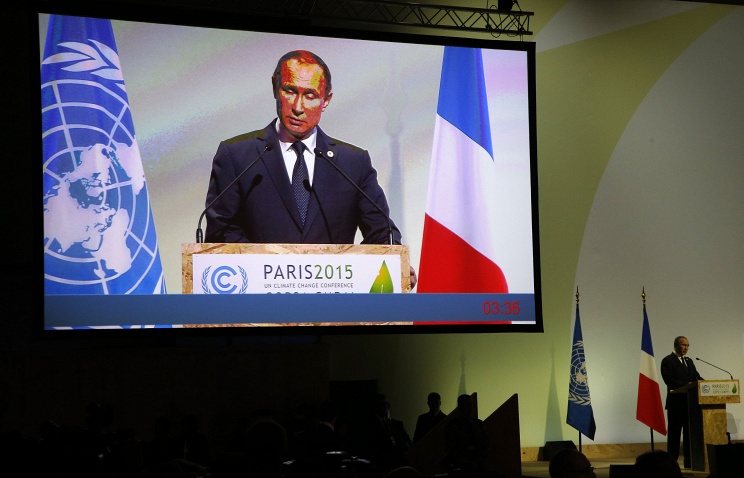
[699,380,740,398]
[193,253,402,294]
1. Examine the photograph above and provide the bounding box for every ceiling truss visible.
[255,0,534,37]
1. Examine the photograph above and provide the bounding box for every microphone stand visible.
[195,144,272,243]
[314,148,394,245]
[695,357,734,379]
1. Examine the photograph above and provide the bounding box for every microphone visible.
[313,148,395,245]
[196,144,273,243]
[695,357,734,379]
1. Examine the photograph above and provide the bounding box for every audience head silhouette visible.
[427,392,441,413]
[456,394,474,419]
[634,450,683,478]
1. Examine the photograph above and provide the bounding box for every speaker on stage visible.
[609,464,634,478]
[542,441,576,461]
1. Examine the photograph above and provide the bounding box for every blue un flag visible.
[42,15,166,295]
[566,301,597,439]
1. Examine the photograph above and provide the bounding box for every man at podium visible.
[204,50,402,248]
[660,336,702,469]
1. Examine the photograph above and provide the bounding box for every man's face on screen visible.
[274,58,332,141]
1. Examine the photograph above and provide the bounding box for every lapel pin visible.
[326,150,334,158]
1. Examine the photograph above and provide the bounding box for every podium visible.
[181,243,411,294]
[182,243,411,294]
[671,379,740,471]
[179,243,412,327]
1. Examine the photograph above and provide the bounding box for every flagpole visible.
[641,288,652,453]
[567,286,596,447]
[641,288,652,452]
[577,287,582,454]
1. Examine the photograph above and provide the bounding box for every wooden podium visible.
[180,243,412,327]
[671,379,740,472]
[182,243,411,294]
[181,243,411,294]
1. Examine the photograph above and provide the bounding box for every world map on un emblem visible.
[568,340,592,406]
[42,38,165,294]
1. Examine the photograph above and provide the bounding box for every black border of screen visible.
[32,0,543,338]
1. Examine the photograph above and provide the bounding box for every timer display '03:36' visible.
[483,301,520,315]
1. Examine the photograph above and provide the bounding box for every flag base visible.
[542,440,577,461]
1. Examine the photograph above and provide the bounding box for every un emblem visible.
[201,266,249,294]
[42,34,165,294]
[568,340,592,406]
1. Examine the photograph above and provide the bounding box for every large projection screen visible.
[38,3,541,333]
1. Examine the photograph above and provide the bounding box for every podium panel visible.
[673,380,740,472]
[182,243,411,294]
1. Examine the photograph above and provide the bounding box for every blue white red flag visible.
[417,46,508,293]
[41,15,166,295]
[636,306,667,435]
[567,302,596,439]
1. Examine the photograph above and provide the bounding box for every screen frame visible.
[34,0,543,337]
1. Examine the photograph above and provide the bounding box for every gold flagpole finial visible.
[576,286,579,304]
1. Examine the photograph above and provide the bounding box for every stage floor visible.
[520,456,709,478]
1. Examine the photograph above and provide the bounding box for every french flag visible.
[636,306,667,435]
[417,46,508,293]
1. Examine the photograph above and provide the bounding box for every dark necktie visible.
[682,357,692,380]
[291,142,310,224]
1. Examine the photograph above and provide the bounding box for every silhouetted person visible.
[177,414,210,467]
[289,400,350,477]
[142,416,181,469]
[413,392,447,443]
[634,450,683,478]
[548,448,596,478]
[310,400,347,455]
[386,401,412,455]
[444,394,489,477]
[358,394,409,473]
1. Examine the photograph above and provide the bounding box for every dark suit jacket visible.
[660,352,702,411]
[205,121,401,245]
[413,410,446,443]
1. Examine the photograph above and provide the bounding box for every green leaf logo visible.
[732,383,737,394]
[369,260,394,294]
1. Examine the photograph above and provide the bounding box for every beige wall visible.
[323,0,744,447]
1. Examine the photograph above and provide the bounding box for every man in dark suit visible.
[444,394,489,475]
[413,392,447,443]
[205,50,401,247]
[660,336,702,469]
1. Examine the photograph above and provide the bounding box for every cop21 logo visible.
[201,266,249,294]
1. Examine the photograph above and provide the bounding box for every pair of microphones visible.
[195,144,395,245]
